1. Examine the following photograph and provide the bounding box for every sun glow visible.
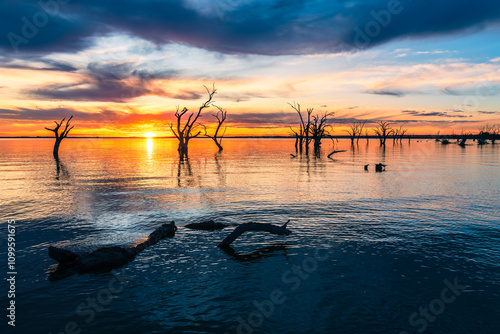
[143,132,157,138]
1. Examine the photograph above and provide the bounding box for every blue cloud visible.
[1,0,500,55]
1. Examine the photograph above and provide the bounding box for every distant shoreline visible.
[0,135,440,139]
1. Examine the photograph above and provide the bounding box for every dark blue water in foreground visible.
[0,138,499,334]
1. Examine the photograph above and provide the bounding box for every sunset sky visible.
[1,0,499,137]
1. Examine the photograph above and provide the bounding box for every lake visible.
[0,138,499,334]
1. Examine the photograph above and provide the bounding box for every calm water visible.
[0,138,499,334]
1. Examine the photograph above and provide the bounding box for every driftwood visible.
[218,221,292,248]
[185,220,229,230]
[48,222,177,281]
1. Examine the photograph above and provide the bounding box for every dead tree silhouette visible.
[346,121,366,145]
[201,105,227,152]
[374,121,393,146]
[311,111,334,154]
[490,125,499,144]
[357,121,366,144]
[392,124,407,143]
[289,103,334,156]
[397,125,407,143]
[169,85,216,160]
[289,127,300,153]
[289,102,313,155]
[45,116,74,160]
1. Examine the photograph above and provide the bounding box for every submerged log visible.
[48,222,177,281]
[185,220,229,230]
[48,246,80,264]
[218,221,292,248]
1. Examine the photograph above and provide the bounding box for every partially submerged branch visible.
[327,150,347,158]
[218,221,292,248]
[185,220,229,230]
[327,137,346,158]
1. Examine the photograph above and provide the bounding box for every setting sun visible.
[143,132,157,138]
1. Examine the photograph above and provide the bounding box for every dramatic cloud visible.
[1,0,500,56]
[28,62,183,102]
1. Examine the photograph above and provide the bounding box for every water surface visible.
[0,138,499,333]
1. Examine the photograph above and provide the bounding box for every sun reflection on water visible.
[146,137,153,158]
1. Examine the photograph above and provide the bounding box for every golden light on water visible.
[146,137,154,156]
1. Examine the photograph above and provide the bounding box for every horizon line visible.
[0,135,444,139]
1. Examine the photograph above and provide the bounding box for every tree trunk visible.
[314,137,321,149]
[53,139,62,159]
[178,140,189,160]
[212,138,223,152]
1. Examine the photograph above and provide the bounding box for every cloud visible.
[229,112,299,124]
[1,0,500,56]
[28,62,183,102]
[477,110,499,114]
[367,89,405,97]
[402,110,472,118]
[0,107,100,121]
[443,82,500,97]
[415,50,453,55]
[0,56,77,72]
[363,62,500,99]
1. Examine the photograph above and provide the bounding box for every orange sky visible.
[1,35,499,137]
